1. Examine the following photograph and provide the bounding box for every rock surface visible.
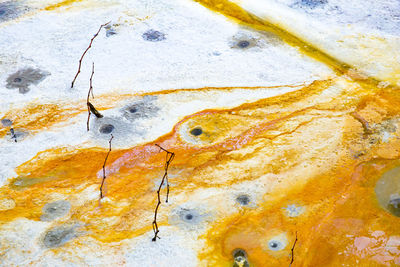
[0,0,400,266]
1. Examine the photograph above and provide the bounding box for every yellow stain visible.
[192,0,399,90]
[2,1,400,266]
[2,78,400,265]
[44,0,84,11]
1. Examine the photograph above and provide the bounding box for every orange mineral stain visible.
[2,77,400,266]
[2,0,400,265]
[0,85,300,139]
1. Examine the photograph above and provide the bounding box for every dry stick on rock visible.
[88,102,103,118]
[86,62,95,131]
[86,62,103,131]
[71,21,110,88]
[88,62,95,99]
[289,231,298,267]
[100,134,113,199]
[152,144,175,241]
[10,128,17,142]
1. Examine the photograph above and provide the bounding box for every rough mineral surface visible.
[0,0,400,266]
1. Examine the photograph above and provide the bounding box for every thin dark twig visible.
[289,231,298,267]
[100,134,113,199]
[165,154,170,203]
[10,128,17,142]
[86,63,103,131]
[86,62,95,131]
[71,21,110,88]
[88,103,103,118]
[152,144,175,242]
[89,62,95,99]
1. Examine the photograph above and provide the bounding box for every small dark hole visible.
[129,107,138,113]
[185,214,193,220]
[99,124,114,134]
[268,240,284,251]
[270,241,278,248]
[13,77,22,83]
[190,127,203,136]
[236,195,250,205]
[238,40,250,48]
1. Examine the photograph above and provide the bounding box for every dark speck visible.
[121,97,160,121]
[236,195,250,205]
[179,208,200,224]
[99,124,114,134]
[268,240,284,251]
[270,242,278,248]
[142,29,166,42]
[238,40,250,48]
[190,127,202,136]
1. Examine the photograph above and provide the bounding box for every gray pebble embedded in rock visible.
[42,224,77,248]
[40,200,71,221]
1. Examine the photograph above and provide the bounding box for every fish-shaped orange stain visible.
[1,79,400,266]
